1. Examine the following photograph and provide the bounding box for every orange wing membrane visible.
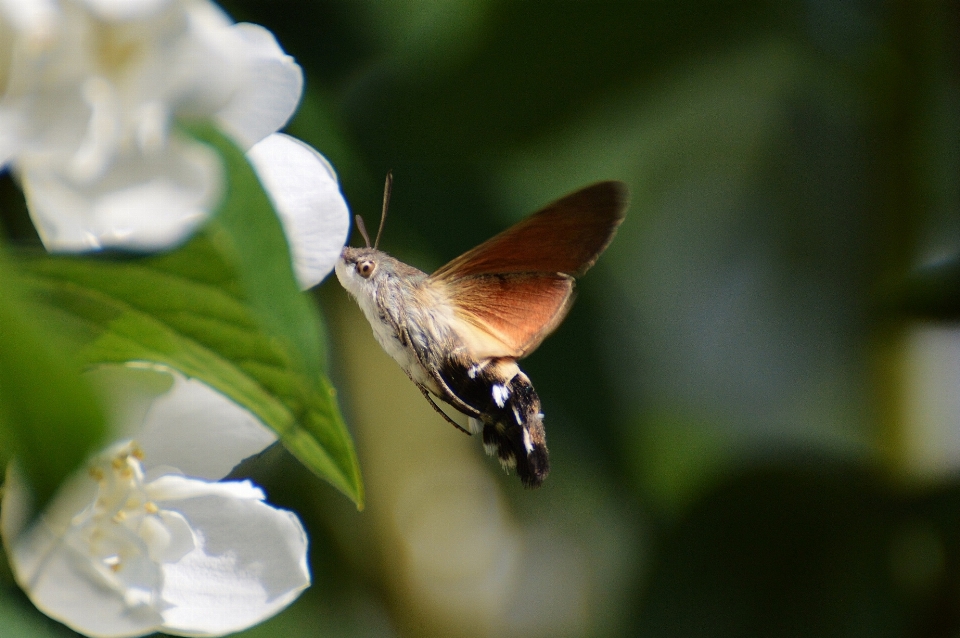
[432,181,627,279]
[431,181,628,357]
[443,273,574,357]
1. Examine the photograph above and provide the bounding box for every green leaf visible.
[0,248,106,511]
[189,125,327,380]
[19,235,362,507]
[15,129,364,507]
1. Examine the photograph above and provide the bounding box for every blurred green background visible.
[221,1,960,636]
[6,0,960,636]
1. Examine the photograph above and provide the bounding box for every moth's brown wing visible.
[437,273,575,358]
[432,181,628,280]
[431,181,628,357]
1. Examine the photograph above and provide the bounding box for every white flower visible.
[0,0,304,252]
[1,369,310,638]
[247,133,351,290]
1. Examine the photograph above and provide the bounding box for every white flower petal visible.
[159,490,310,636]
[3,0,311,253]
[247,133,350,289]
[147,475,265,502]
[2,465,97,582]
[1,465,164,638]
[141,510,195,564]
[172,0,243,117]
[0,0,58,35]
[79,0,171,22]
[22,536,164,638]
[3,372,305,638]
[135,373,278,480]
[87,364,277,481]
[214,23,303,150]
[0,116,18,167]
[87,364,177,442]
[0,464,31,548]
[21,134,223,251]
[4,441,308,638]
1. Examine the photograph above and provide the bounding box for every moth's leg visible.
[425,367,486,418]
[394,347,473,434]
[414,383,471,435]
[398,322,484,419]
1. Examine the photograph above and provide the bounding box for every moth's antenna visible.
[374,171,393,250]
[355,215,372,248]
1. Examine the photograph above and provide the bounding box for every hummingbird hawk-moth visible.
[335,179,628,487]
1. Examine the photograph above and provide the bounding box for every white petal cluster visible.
[0,0,306,252]
[2,370,310,638]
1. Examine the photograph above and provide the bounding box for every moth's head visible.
[336,246,388,297]
[337,183,414,299]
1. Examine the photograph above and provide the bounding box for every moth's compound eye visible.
[357,260,376,279]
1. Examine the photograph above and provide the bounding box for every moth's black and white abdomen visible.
[447,360,550,488]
